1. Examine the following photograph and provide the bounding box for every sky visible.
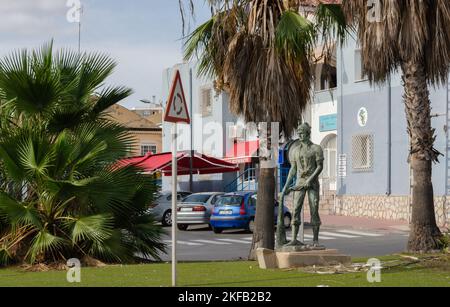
[0,0,211,109]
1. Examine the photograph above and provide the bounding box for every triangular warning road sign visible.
[164,70,190,124]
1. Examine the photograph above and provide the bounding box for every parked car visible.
[176,192,225,231]
[148,191,192,226]
[210,191,292,234]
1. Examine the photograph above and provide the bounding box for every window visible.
[316,63,337,91]
[166,193,190,201]
[141,144,157,156]
[210,194,223,205]
[200,87,213,117]
[249,195,257,207]
[216,196,243,207]
[322,135,337,179]
[355,49,368,82]
[352,134,374,171]
[243,163,257,181]
[182,194,211,203]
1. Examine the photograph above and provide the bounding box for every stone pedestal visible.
[256,248,278,269]
[256,248,351,270]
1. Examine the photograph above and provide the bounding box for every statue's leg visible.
[290,190,306,245]
[308,187,322,246]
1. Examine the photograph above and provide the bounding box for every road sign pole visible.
[164,70,190,287]
[171,123,178,287]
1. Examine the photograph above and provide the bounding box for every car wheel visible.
[213,227,223,234]
[248,219,255,234]
[177,224,189,231]
[284,214,292,229]
[162,210,172,227]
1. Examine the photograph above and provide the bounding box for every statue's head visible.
[297,123,311,142]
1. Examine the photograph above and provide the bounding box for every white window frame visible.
[352,134,374,172]
[141,143,157,156]
[199,86,213,117]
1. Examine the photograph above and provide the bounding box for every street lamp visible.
[140,96,163,109]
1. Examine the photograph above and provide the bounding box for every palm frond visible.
[184,17,217,78]
[0,144,25,182]
[26,230,67,263]
[0,192,42,229]
[17,133,54,178]
[89,230,130,263]
[275,10,316,60]
[0,42,61,116]
[91,86,133,115]
[76,52,117,100]
[68,214,114,244]
[341,0,450,85]
[315,3,352,46]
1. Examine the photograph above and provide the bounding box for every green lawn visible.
[0,255,449,287]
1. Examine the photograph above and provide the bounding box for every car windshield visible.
[215,196,243,207]
[182,194,211,203]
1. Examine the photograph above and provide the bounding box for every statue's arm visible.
[281,159,297,195]
[306,147,324,184]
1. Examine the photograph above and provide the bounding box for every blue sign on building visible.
[319,114,337,132]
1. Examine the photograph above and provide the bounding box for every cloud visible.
[0,0,66,13]
[0,0,70,35]
[82,42,183,107]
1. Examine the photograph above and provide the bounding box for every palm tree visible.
[183,0,345,257]
[0,43,165,266]
[340,1,449,252]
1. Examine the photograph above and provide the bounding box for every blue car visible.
[210,191,292,234]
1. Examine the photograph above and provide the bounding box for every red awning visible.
[224,140,259,164]
[117,151,239,176]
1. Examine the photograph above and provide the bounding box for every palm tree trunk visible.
[402,60,442,252]
[248,125,275,260]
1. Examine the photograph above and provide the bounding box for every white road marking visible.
[286,235,334,241]
[320,231,360,238]
[337,230,383,237]
[164,240,203,246]
[165,228,387,248]
[217,239,251,244]
[192,239,232,245]
[303,234,334,240]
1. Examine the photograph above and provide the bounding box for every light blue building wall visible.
[337,38,449,197]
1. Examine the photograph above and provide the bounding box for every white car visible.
[149,191,192,226]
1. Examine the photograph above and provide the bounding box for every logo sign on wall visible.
[319,114,338,132]
[358,107,368,127]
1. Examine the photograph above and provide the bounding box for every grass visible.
[0,255,449,287]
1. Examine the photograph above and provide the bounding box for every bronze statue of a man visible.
[279,123,324,248]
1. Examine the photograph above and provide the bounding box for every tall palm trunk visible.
[249,125,275,260]
[402,60,442,252]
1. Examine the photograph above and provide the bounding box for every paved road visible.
[157,224,409,261]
